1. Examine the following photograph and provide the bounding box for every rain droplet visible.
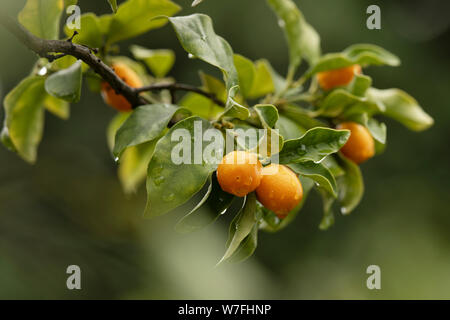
[153,176,165,186]
[151,165,163,176]
[163,193,175,202]
[188,53,195,59]
[37,67,48,76]
[278,19,286,28]
[114,157,119,163]
[341,207,348,214]
[296,145,307,156]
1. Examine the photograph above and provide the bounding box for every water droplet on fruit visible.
[278,19,285,28]
[188,53,195,59]
[114,157,119,163]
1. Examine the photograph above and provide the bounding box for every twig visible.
[136,83,225,107]
[0,13,225,109]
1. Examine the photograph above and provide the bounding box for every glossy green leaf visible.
[254,104,279,128]
[275,114,306,140]
[106,0,180,44]
[280,104,326,129]
[337,154,364,215]
[169,14,239,89]
[200,72,227,103]
[130,45,175,78]
[113,104,187,158]
[219,193,259,264]
[45,60,82,102]
[318,189,335,230]
[220,86,250,120]
[44,94,70,120]
[234,54,256,98]
[192,0,204,6]
[2,76,47,163]
[306,44,400,77]
[64,13,103,48]
[18,0,64,40]
[227,223,259,263]
[289,161,337,197]
[368,88,434,131]
[316,89,381,118]
[179,92,223,119]
[175,174,235,233]
[145,117,221,217]
[107,0,118,13]
[98,14,113,34]
[267,0,321,71]
[279,127,350,164]
[247,60,275,99]
[106,112,130,153]
[119,140,157,194]
[349,113,386,144]
[348,74,372,97]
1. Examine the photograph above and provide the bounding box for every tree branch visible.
[136,83,225,107]
[0,13,225,109]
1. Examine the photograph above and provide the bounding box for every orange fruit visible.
[337,121,375,164]
[317,64,362,90]
[216,151,263,197]
[256,164,303,219]
[101,62,143,112]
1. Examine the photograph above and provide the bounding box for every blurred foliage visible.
[0,0,449,299]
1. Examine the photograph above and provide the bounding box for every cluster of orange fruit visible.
[102,63,375,218]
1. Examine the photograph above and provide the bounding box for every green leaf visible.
[2,76,47,163]
[43,94,70,120]
[220,86,250,120]
[254,104,279,128]
[98,14,113,35]
[118,140,157,194]
[247,59,275,99]
[275,114,306,140]
[267,0,321,72]
[113,104,187,158]
[348,74,372,97]
[192,0,204,6]
[107,112,130,153]
[318,90,378,117]
[280,104,327,129]
[219,193,259,264]
[318,189,335,230]
[106,0,180,44]
[368,88,434,131]
[253,104,284,157]
[227,223,259,263]
[349,113,386,144]
[45,60,82,102]
[200,72,227,103]
[168,14,239,90]
[145,116,221,217]
[175,174,235,233]
[289,161,337,197]
[278,127,350,164]
[234,54,256,99]
[64,13,103,48]
[107,0,118,13]
[337,154,364,215]
[179,92,223,119]
[306,44,400,77]
[18,0,64,40]
[130,45,175,78]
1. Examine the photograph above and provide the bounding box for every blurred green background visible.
[0,0,449,299]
